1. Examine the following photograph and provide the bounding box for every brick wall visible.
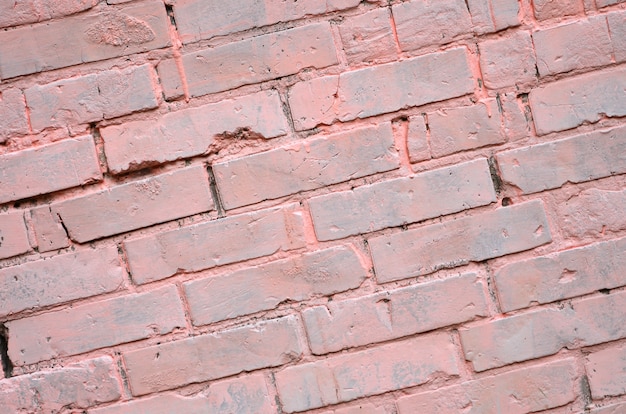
[0,0,625,412]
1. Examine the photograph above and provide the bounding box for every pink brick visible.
[496,126,626,194]
[0,88,29,143]
[529,68,626,135]
[91,373,276,414]
[303,273,487,354]
[323,404,386,414]
[274,333,459,413]
[392,0,472,52]
[0,0,169,79]
[407,115,430,162]
[478,31,536,89]
[467,0,520,33]
[460,289,626,371]
[0,212,30,259]
[7,285,186,365]
[160,23,338,98]
[0,0,99,29]
[0,247,124,318]
[560,188,626,238]
[123,315,302,396]
[184,245,367,326]
[102,90,289,174]
[26,64,159,131]
[338,8,396,64]
[52,165,212,243]
[124,203,306,284]
[288,47,474,130]
[608,10,626,63]
[495,237,626,312]
[29,206,70,252]
[590,402,626,414]
[0,135,102,205]
[0,357,120,412]
[309,158,496,241]
[597,0,626,6]
[532,0,583,20]
[585,343,626,398]
[369,200,551,283]
[397,359,578,413]
[534,16,612,77]
[213,123,399,209]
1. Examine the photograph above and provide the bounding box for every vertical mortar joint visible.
[206,165,226,218]
[0,324,14,378]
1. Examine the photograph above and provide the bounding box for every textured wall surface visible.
[0,0,625,412]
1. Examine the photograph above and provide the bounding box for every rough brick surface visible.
[29,206,70,252]
[532,0,583,20]
[478,31,536,89]
[585,343,626,399]
[590,403,626,414]
[560,188,626,238]
[338,8,396,65]
[467,0,520,33]
[0,88,29,143]
[608,10,626,62]
[0,212,30,259]
[0,0,99,29]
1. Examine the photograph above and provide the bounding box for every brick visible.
[478,31,536,89]
[184,245,367,326]
[102,90,288,174]
[460,289,626,371]
[0,247,124,318]
[0,135,102,205]
[529,68,626,135]
[392,0,472,52]
[534,17,612,77]
[560,188,626,238]
[274,333,459,413]
[0,357,120,412]
[496,126,626,194]
[397,359,578,413]
[0,212,30,259]
[288,47,474,130]
[0,88,29,143]
[608,10,626,63]
[597,0,626,6]
[339,8,396,64]
[532,0,583,20]
[309,158,496,241]
[52,165,213,243]
[213,123,399,209]
[495,237,626,312]
[124,203,306,284]
[467,0,520,33]
[585,343,626,398]
[500,91,530,140]
[590,402,626,414]
[26,64,159,131]
[29,206,70,252]
[0,0,169,79]
[0,0,99,29]
[369,200,551,283]
[123,315,302,396]
[323,404,386,414]
[303,273,487,354]
[161,23,338,98]
[7,285,185,365]
[91,373,276,414]
[407,115,430,162]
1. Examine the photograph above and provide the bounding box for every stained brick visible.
[589,402,626,414]
[0,0,99,29]
[585,342,626,399]
[467,0,520,33]
[532,0,583,20]
[478,31,536,89]
[29,206,70,252]
[0,212,30,259]
[0,88,29,143]
[339,8,397,64]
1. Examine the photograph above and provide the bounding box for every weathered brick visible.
[309,158,496,241]
[0,247,124,318]
[288,47,474,130]
[608,10,626,63]
[597,0,626,6]
[7,285,186,365]
[124,203,306,284]
[0,88,29,143]
[396,359,578,413]
[496,125,626,194]
[590,402,626,414]
[0,357,120,412]
[0,135,102,205]
[532,0,583,20]
[529,68,626,135]
[323,404,386,414]
[213,123,399,209]
[407,115,431,162]
[585,343,626,399]
[102,90,288,174]
[0,0,169,79]
[160,23,337,98]
[392,0,472,52]
[123,315,302,396]
[0,0,99,29]
[534,16,612,77]
[0,212,30,259]
[274,333,459,413]
[339,8,396,64]
[303,273,487,354]
[369,200,551,283]
[467,0,520,33]
[495,237,626,312]
[460,289,626,371]
[52,165,213,243]
[29,206,70,252]
[184,245,367,326]
[478,31,536,89]
[90,373,276,414]
[560,188,626,238]
[26,64,159,131]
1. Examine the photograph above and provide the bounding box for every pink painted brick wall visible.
[0,0,625,412]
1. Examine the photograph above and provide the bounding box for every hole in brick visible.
[599,288,611,295]
[502,197,512,206]
[0,324,14,378]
